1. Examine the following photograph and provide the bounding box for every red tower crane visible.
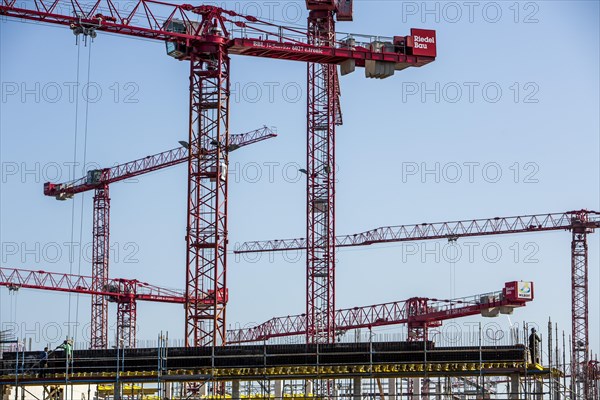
[304,0,344,347]
[0,267,188,348]
[302,0,433,348]
[235,209,600,398]
[1,1,436,348]
[42,127,276,350]
[226,281,534,344]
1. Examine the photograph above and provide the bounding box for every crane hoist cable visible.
[66,40,82,345]
[8,286,18,327]
[67,38,95,346]
[448,237,458,299]
[62,33,95,400]
[73,39,94,348]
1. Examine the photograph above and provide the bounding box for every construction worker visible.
[528,327,541,364]
[40,347,49,375]
[57,339,73,366]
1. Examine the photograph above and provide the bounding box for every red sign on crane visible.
[504,280,534,301]
[410,28,437,57]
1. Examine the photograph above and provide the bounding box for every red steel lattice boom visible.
[0,267,186,348]
[226,281,533,344]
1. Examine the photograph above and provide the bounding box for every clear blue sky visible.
[0,1,598,354]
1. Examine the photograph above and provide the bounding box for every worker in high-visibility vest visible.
[57,339,73,365]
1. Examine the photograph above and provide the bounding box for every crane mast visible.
[306,2,339,346]
[571,215,593,398]
[92,184,110,349]
[184,46,230,348]
[164,7,235,347]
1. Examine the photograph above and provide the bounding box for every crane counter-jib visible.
[227,37,435,69]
